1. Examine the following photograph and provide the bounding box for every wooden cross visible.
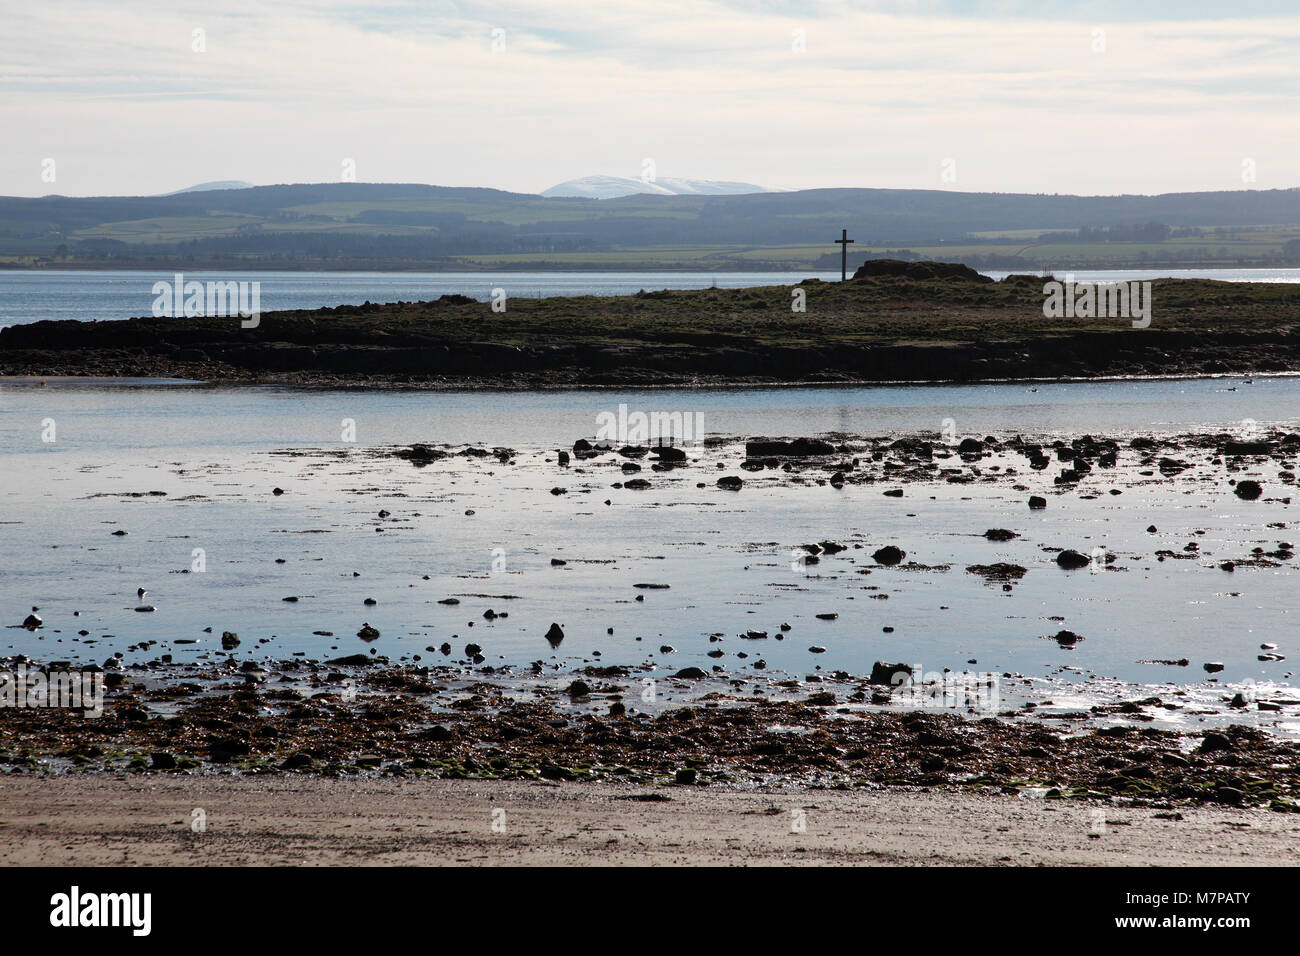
[835,228,854,281]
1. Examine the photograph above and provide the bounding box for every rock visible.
[557,450,570,466]
[395,444,448,465]
[672,667,708,679]
[872,545,905,566]
[716,475,743,491]
[869,661,913,685]
[651,445,687,462]
[272,487,284,496]
[808,645,827,654]
[958,437,984,455]
[325,654,372,666]
[1052,630,1083,646]
[984,529,1018,541]
[1203,661,1225,673]
[221,631,240,650]
[807,691,837,706]
[465,643,482,657]
[545,622,564,646]
[21,613,42,629]
[1215,786,1245,806]
[357,623,380,641]
[1223,441,1273,456]
[1234,480,1263,500]
[1056,549,1091,570]
[675,768,697,785]
[1028,496,1047,509]
[852,259,992,283]
[150,752,177,770]
[281,752,314,769]
[623,478,651,490]
[566,679,592,697]
[744,438,835,457]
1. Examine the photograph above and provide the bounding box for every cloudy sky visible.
[3,0,1298,197]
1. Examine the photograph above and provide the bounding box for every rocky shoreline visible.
[2,655,1298,813]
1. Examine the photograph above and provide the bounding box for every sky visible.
[2,0,1298,198]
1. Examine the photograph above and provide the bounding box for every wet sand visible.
[0,774,1293,866]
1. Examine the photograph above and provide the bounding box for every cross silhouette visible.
[835,228,854,281]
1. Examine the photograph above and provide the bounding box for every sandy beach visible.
[0,774,1292,866]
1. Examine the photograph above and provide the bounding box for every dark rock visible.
[966,562,1027,581]
[1199,732,1231,753]
[744,438,835,457]
[873,545,905,566]
[652,445,687,462]
[869,661,912,685]
[852,259,992,283]
[1056,549,1091,569]
[325,654,372,666]
[1234,480,1263,500]
[1028,496,1047,509]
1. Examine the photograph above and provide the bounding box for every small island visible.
[3,261,1299,386]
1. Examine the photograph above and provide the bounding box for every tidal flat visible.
[4,414,1300,810]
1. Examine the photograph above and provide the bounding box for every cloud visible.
[1,0,1297,195]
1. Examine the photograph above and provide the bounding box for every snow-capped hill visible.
[541,175,781,199]
[160,180,255,196]
[541,176,675,199]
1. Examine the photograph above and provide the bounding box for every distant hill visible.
[2,181,1298,271]
[159,180,255,196]
[542,175,782,199]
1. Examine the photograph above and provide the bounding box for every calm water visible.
[1,377,1296,719]
[0,271,838,327]
[2,267,1299,328]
